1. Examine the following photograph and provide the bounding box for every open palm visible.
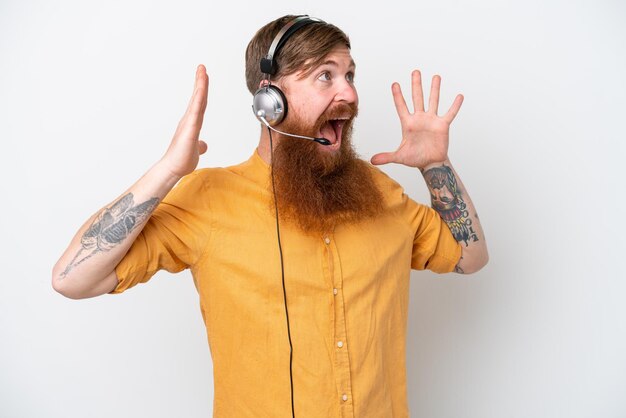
[161,65,209,178]
[371,70,463,169]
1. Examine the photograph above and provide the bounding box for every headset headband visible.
[260,15,325,76]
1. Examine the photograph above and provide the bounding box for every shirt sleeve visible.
[367,164,462,274]
[110,170,210,294]
[410,202,462,274]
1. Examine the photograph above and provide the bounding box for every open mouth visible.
[319,117,349,149]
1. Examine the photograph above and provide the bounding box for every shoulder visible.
[178,158,256,190]
[166,156,269,208]
[362,162,411,207]
[162,163,244,209]
[361,161,437,228]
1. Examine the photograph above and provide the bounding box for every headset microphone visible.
[256,110,331,146]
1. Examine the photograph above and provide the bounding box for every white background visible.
[1,0,624,417]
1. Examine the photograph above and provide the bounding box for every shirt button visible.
[324,237,331,245]
[333,288,338,295]
[337,341,344,348]
[342,394,348,402]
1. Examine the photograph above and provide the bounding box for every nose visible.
[334,79,358,105]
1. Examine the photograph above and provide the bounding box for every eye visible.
[318,71,331,81]
[346,72,355,83]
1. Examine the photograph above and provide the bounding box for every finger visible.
[186,65,202,108]
[428,75,441,115]
[443,94,464,123]
[391,82,410,119]
[186,65,209,116]
[175,68,208,143]
[197,140,208,155]
[186,66,209,126]
[370,151,397,166]
[411,70,424,112]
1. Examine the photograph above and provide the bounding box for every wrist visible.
[420,158,451,173]
[152,159,184,189]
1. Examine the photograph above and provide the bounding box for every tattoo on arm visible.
[423,165,479,247]
[59,193,159,279]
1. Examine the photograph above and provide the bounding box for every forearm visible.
[52,160,182,298]
[421,159,488,274]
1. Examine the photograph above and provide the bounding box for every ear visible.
[258,79,270,89]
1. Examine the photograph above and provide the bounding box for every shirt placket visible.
[323,234,355,418]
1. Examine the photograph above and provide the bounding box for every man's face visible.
[269,45,383,233]
[276,45,359,154]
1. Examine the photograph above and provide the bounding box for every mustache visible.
[317,102,359,126]
[276,102,359,143]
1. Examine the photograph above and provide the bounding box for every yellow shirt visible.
[113,150,462,418]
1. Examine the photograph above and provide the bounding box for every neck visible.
[257,124,275,164]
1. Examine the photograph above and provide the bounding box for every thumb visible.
[370,151,396,165]
[197,140,208,155]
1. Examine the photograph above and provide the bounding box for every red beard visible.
[271,103,384,233]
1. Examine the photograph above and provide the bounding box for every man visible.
[53,15,488,418]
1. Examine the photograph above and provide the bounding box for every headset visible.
[251,15,331,145]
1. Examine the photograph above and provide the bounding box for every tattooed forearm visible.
[59,193,159,279]
[423,165,479,247]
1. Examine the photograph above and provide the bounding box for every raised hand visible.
[160,65,209,178]
[371,70,463,169]
[53,65,210,298]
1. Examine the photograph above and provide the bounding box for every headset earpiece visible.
[252,84,288,126]
[251,15,324,127]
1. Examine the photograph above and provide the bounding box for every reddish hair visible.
[245,15,351,94]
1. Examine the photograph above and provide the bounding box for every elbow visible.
[52,262,118,299]
[458,248,489,275]
[51,265,88,300]
[51,264,67,296]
